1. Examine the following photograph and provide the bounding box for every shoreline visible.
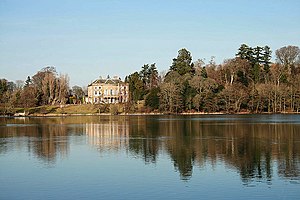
[2,104,299,118]
[1,111,299,118]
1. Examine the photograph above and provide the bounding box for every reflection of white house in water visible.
[85,119,129,150]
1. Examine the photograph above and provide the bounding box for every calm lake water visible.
[0,114,300,200]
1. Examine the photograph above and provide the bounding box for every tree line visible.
[0,67,71,113]
[1,44,299,114]
[126,44,300,113]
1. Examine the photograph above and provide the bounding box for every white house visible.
[86,76,129,104]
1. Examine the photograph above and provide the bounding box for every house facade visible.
[86,76,129,104]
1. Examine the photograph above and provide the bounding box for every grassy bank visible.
[1,104,299,117]
[0,104,122,116]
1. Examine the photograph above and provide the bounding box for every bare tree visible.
[276,46,300,67]
[159,71,183,113]
[42,72,56,104]
[15,80,24,90]
[57,74,69,105]
[221,58,250,87]
[159,82,180,113]
[219,83,248,113]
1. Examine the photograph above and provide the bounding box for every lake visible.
[0,114,300,200]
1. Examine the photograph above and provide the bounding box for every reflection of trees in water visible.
[228,133,273,183]
[85,115,300,182]
[0,139,8,155]
[0,117,84,165]
[124,116,300,182]
[168,146,195,180]
[237,124,300,183]
[277,132,300,179]
[32,124,69,164]
[1,116,299,181]
[128,116,160,164]
[162,119,195,180]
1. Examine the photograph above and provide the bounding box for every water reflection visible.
[1,115,300,183]
[86,116,129,152]
[169,116,300,182]
[0,117,84,165]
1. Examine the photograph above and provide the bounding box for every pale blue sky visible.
[0,0,299,86]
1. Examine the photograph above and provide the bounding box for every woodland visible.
[127,44,300,113]
[1,44,300,114]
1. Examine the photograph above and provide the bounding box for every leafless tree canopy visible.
[276,45,300,67]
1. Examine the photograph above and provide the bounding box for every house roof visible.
[88,76,126,86]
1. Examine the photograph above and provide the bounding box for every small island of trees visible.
[0,44,300,115]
